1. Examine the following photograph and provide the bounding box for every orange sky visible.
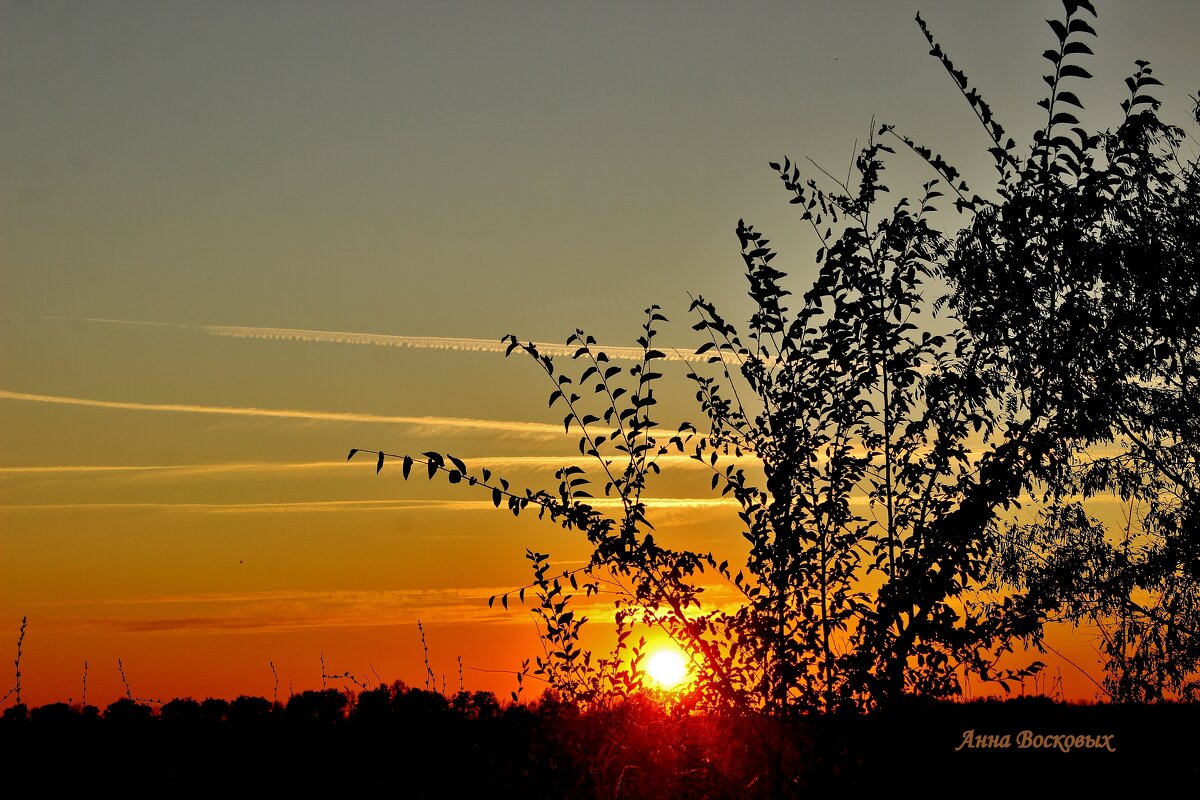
[3,0,1198,708]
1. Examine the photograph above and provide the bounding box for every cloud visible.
[0,462,349,476]
[27,581,751,635]
[67,316,711,362]
[0,453,759,476]
[0,500,441,513]
[0,388,562,437]
[0,464,183,475]
[0,496,743,514]
[29,587,578,632]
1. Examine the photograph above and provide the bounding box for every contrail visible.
[0,389,562,436]
[65,317,711,362]
[0,454,759,477]
[0,497,743,514]
[0,462,348,475]
[0,453,753,479]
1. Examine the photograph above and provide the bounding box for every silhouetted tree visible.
[103,697,154,724]
[29,702,74,724]
[354,0,1198,711]
[161,697,202,724]
[1,703,28,722]
[284,688,349,724]
[451,689,503,720]
[229,694,272,723]
[351,684,392,722]
[950,5,1200,699]
[390,685,450,719]
[199,697,230,723]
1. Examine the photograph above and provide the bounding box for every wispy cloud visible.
[66,317,710,362]
[0,497,743,514]
[0,461,349,476]
[0,453,759,477]
[0,500,443,514]
[26,587,537,632]
[30,587,506,609]
[0,389,562,436]
[0,464,187,475]
[24,583,749,634]
[44,492,1111,520]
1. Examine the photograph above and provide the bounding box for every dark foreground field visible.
[3,687,1196,797]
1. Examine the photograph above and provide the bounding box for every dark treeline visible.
[2,685,1197,796]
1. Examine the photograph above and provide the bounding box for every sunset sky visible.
[3,0,1198,707]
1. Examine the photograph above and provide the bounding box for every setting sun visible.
[645,647,689,690]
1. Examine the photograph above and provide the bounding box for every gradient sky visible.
[2,0,1198,707]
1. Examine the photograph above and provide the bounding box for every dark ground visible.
[2,691,1195,798]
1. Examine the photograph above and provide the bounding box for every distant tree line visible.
[3,683,1199,796]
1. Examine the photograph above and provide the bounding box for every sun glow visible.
[645,647,689,690]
